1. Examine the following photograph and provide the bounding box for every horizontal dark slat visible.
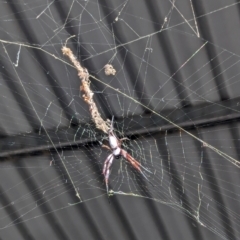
[0,97,239,158]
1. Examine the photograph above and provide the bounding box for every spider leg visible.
[137,169,154,187]
[102,144,111,150]
[103,153,114,194]
[120,149,141,170]
[121,149,154,186]
[120,137,130,142]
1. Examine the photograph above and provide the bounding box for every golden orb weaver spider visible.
[102,116,153,194]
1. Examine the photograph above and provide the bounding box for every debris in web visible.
[104,64,116,76]
[62,46,110,134]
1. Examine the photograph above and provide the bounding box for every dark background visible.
[0,0,240,239]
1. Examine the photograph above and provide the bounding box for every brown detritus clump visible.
[62,46,110,134]
[104,64,116,76]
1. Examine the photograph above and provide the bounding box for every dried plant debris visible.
[104,64,116,76]
[62,46,110,133]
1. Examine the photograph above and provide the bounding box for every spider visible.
[102,116,153,194]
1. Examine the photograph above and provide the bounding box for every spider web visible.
[0,0,240,239]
